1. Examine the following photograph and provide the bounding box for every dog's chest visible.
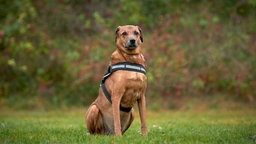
[125,72,146,96]
[127,72,146,83]
[120,72,145,106]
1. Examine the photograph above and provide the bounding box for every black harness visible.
[100,62,146,113]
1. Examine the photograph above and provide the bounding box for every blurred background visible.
[0,0,255,110]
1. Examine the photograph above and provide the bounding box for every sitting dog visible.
[85,25,147,136]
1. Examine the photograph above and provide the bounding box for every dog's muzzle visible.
[125,39,137,50]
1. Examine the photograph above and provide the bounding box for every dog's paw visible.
[141,128,148,136]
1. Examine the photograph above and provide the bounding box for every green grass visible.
[0,109,256,144]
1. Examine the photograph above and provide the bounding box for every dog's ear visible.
[137,26,143,43]
[115,26,120,43]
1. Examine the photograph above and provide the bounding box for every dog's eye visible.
[134,31,139,35]
[122,32,128,36]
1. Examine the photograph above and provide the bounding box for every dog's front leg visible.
[112,94,122,136]
[138,94,147,136]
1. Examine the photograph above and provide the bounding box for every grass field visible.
[0,108,256,144]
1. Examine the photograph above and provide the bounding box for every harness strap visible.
[101,62,146,83]
[100,62,146,113]
[100,83,133,113]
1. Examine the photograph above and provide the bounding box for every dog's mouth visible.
[125,44,137,50]
[124,39,138,50]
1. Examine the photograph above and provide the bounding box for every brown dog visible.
[85,25,147,136]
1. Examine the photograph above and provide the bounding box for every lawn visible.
[0,108,255,144]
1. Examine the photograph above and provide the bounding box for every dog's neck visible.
[110,48,145,67]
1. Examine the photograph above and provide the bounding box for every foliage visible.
[0,109,256,143]
[0,0,256,109]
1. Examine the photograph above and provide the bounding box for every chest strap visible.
[100,62,146,113]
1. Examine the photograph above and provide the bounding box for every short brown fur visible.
[85,25,147,136]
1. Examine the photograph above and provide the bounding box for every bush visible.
[0,0,255,109]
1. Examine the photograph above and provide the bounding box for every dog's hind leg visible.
[122,109,135,134]
[85,104,104,134]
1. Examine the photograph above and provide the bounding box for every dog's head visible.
[115,25,143,54]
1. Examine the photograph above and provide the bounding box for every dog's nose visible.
[130,39,136,44]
